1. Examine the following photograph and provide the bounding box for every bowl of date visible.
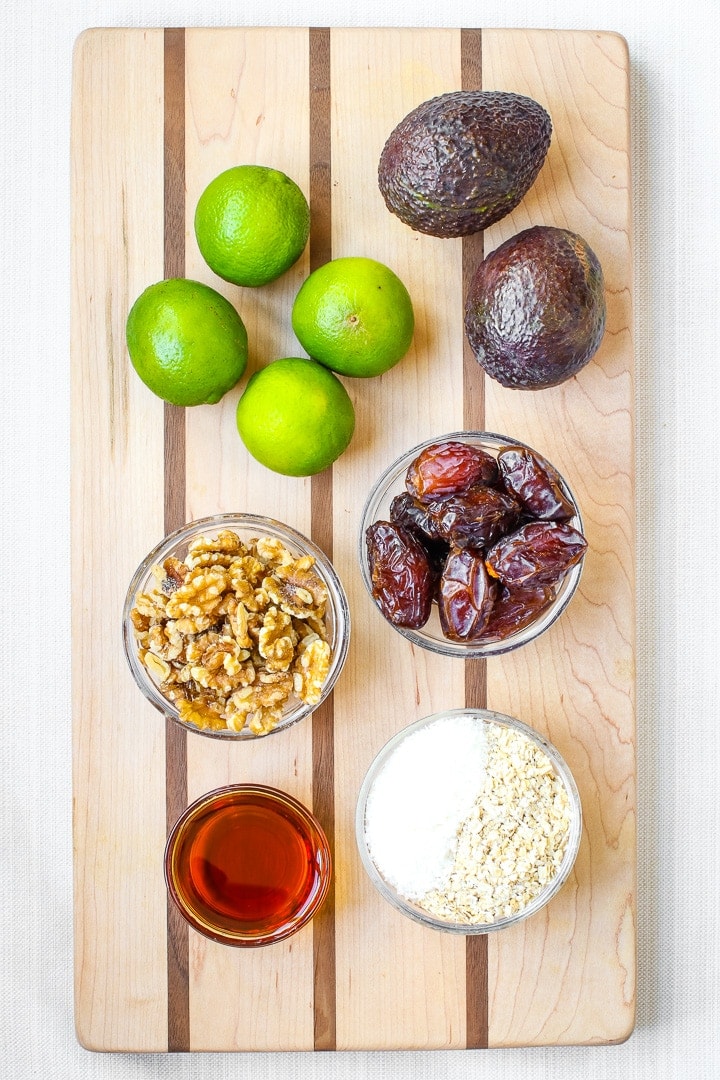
[359,432,588,658]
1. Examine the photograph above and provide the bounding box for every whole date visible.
[365,521,435,629]
[486,521,588,588]
[405,440,498,503]
[497,446,574,521]
[438,547,498,641]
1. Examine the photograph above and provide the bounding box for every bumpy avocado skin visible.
[378,91,552,238]
[464,226,606,390]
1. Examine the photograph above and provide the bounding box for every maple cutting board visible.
[71,27,635,1051]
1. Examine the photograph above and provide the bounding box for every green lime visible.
[236,357,355,476]
[291,256,414,377]
[194,165,310,287]
[125,278,248,406]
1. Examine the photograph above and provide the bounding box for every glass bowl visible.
[358,430,585,658]
[165,784,332,947]
[356,708,582,935]
[123,513,350,738]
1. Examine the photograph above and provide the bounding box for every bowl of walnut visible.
[359,432,587,658]
[123,514,350,738]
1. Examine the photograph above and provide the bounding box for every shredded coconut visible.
[363,714,488,897]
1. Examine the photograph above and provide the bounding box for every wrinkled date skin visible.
[406,440,498,503]
[390,491,444,544]
[365,520,435,629]
[430,483,521,549]
[497,446,574,521]
[486,520,588,587]
[438,547,498,641]
[475,583,556,642]
[389,492,450,578]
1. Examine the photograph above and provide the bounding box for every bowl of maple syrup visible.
[165,784,332,947]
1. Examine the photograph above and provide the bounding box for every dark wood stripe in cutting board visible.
[461,26,489,1052]
[309,26,337,1052]
[163,25,190,1054]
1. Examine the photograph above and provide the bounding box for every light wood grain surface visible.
[71,26,635,1051]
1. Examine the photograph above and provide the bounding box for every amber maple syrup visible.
[165,785,330,946]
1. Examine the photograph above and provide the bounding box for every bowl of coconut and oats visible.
[123,513,350,739]
[356,708,582,933]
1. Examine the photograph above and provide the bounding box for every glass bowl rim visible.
[358,429,585,658]
[165,782,332,947]
[355,706,583,935]
[122,512,351,739]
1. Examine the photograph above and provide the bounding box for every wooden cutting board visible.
[71,26,636,1051]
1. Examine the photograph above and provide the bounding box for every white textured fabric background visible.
[3,0,718,1075]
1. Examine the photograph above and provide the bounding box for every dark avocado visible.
[464,225,606,389]
[377,90,552,238]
